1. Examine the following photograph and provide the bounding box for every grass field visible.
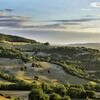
[0,91,30,100]
[0,58,89,84]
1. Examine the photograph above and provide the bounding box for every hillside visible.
[0,33,37,43]
[68,43,100,50]
[0,34,100,83]
[0,34,100,100]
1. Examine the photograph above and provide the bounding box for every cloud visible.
[4,9,14,12]
[51,18,100,23]
[81,8,91,11]
[0,13,32,28]
[0,9,14,15]
[23,22,80,29]
[96,14,100,17]
[91,2,100,8]
[0,8,100,34]
[22,18,100,30]
[0,10,100,30]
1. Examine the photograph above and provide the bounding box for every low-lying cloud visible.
[0,11,32,28]
[91,2,100,8]
[51,18,100,23]
[81,8,91,11]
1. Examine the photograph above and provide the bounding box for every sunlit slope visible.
[0,33,100,85]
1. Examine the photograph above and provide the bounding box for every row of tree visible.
[0,46,30,63]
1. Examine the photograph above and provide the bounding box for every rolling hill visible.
[68,43,100,50]
[0,33,37,43]
[0,33,100,100]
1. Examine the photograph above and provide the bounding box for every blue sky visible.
[0,0,100,20]
[0,0,100,44]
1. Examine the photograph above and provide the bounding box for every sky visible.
[0,0,100,45]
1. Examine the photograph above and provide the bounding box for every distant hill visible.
[68,43,100,50]
[0,33,37,43]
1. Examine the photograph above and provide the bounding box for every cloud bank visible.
[0,8,100,34]
[81,9,91,11]
[91,2,100,8]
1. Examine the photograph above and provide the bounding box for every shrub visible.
[83,91,96,98]
[29,89,49,100]
[50,93,62,100]
[41,82,53,93]
[54,84,67,96]
[67,87,85,98]
[62,96,71,100]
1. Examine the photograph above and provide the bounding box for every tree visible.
[24,66,27,71]
[50,93,62,100]
[84,81,97,90]
[41,82,53,93]
[29,89,49,100]
[62,96,71,100]
[54,84,67,96]
[67,87,84,98]
[44,42,50,46]
[83,91,96,98]
[34,76,39,81]
[20,67,24,71]
[86,96,91,100]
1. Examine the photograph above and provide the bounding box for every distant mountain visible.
[0,33,37,43]
[68,43,100,50]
